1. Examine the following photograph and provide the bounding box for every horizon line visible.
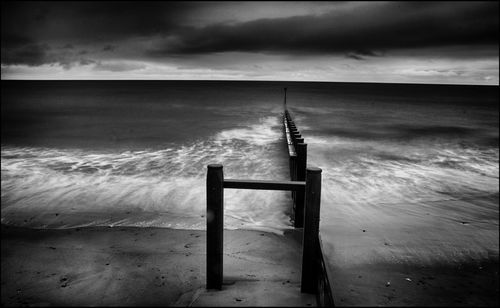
[1,79,497,87]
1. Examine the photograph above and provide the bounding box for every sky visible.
[1,1,498,84]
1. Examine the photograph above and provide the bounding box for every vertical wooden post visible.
[294,143,307,228]
[207,164,223,289]
[293,132,301,147]
[290,130,298,146]
[284,87,287,107]
[291,137,304,208]
[290,155,297,181]
[289,155,297,200]
[301,167,322,293]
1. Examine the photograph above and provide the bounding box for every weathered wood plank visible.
[224,179,305,191]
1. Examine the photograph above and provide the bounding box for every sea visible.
[1,80,498,266]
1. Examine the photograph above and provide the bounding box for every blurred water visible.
[1,81,498,262]
[285,82,499,265]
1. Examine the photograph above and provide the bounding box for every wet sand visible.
[1,224,315,307]
[330,258,499,306]
[3,222,498,306]
[321,221,499,306]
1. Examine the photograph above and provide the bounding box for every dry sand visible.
[1,224,315,307]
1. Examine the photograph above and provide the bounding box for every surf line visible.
[205,87,335,306]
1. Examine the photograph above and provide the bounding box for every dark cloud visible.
[1,1,192,67]
[346,53,365,61]
[93,61,146,72]
[151,2,498,56]
[1,34,33,49]
[345,50,383,60]
[1,1,498,68]
[1,40,93,69]
[79,58,97,66]
[1,1,190,44]
[102,45,117,52]
[1,42,52,66]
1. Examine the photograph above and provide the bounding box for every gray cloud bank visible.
[1,1,498,68]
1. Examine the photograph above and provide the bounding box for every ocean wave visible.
[1,115,292,233]
[305,133,499,264]
[303,134,499,224]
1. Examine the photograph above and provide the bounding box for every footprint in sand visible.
[60,276,69,288]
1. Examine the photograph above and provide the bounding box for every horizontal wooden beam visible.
[224,179,305,191]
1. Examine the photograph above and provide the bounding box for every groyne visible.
[206,88,335,306]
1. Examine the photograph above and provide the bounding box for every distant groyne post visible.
[284,87,287,107]
[206,164,224,289]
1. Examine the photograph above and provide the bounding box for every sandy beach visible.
[1,224,315,307]
[3,223,498,307]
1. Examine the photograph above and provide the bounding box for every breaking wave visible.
[1,116,294,234]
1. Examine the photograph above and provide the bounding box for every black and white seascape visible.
[1,1,498,307]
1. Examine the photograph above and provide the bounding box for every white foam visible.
[306,133,499,264]
[1,115,292,232]
[215,116,283,146]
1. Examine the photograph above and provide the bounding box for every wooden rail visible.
[224,179,305,191]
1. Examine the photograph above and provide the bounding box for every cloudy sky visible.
[1,1,498,84]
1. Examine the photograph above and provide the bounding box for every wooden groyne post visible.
[206,164,224,289]
[301,167,322,293]
[284,87,287,107]
[295,143,307,227]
